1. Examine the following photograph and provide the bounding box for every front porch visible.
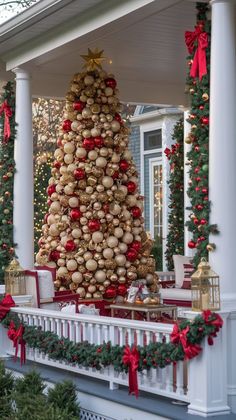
[0,303,232,418]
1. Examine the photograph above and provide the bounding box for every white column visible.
[13,68,34,269]
[187,312,230,416]
[209,0,236,310]
[184,110,195,258]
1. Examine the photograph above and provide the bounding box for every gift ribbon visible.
[0,100,13,142]
[185,26,208,80]
[7,321,26,365]
[122,345,140,397]
[170,323,202,360]
[0,294,15,321]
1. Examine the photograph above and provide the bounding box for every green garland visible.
[34,154,53,255]
[164,119,184,270]
[2,309,222,372]
[0,82,16,283]
[185,3,218,267]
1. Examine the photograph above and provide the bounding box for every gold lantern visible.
[4,258,26,296]
[191,258,220,311]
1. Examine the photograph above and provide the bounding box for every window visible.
[144,129,162,151]
[150,159,163,239]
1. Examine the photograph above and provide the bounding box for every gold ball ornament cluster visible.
[36,49,157,299]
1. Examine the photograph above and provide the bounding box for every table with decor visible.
[110,302,178,321]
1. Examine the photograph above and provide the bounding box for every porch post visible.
[209,0,236,310]
[13,68,34,269]
[188,312,230,416]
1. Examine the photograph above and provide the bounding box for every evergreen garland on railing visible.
[0,82,16,283]
[164,119,184,270]
[1,308,223,372]
[185,2,218,267]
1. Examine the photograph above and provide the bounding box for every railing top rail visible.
[11,307,174,334]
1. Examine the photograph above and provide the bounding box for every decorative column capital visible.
[12,67,30,80]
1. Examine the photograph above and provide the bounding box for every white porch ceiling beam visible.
[4,0,183,70]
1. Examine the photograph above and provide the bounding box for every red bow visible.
[185,26,208,80]
[0,100,13,142]
[202,310,223,345]
[7,321,26,365]
[122,345,140,397]
[171,324,202,360]
[0,294,15,321]
[164,147,171,159]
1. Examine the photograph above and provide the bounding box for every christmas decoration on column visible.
[36,49,158,298]
[185,3,218,267]
[0,82,16,283]
[164,119,184,270]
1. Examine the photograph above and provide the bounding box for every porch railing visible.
[4,306,189,402]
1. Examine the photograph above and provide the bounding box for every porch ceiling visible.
[0,0,199,105]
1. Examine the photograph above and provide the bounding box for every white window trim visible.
[149,157,162,239]
[140,120,163,196]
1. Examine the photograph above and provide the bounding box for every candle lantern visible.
[191,258,220,311]
[4,258,26,296]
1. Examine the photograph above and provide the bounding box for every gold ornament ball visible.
[206,243,216,252]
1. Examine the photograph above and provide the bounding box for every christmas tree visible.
[36,49,158,299]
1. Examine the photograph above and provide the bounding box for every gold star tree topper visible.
[81,48,105,71]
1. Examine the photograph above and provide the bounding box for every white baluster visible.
[176,360,185,397]
[103,325,108,343]
[118,327,124,346]
[96,324,102,345]
[75,321,81,343]
[88,323,94,344]
[69,320,74,342]
[56,319,62,338]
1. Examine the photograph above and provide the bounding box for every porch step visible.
[4,358,235,420]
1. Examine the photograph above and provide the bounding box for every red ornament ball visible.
[70,208,82,221]
[47,184,56,196]
[201,116,209,125]
[73,100,86,112]
[57,138,62,147]
[104,78,117,89]
[2,175,8,181]
[62,119,72,132]
[199,105,204,110]
[200,219,207,225]
[94,136,104,148]
[126,249,138,262]
[196,204,204,211]
[50,250,60,261]
[44,213,49,223]
[83,138,95,151]
[202,187,208,194]
[119,160,130,172]
[131,206,142,218]
[194,146,200,152]
[130,240,141,252]
[53,161,61,169]
[193,218,199,225]
[195,187,200,192]
[74,168,85,180]
[65,240,76,252]
[204,196,209,201]
[104,285,117,299]
[114,113,122,123]
[188,240,196,249]
[112,171,120,180]
[194,167,200,174]
[117,284,127,297]
[126,181,136,193]
[88,219,101,232]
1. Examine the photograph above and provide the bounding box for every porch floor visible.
[4,358,235,420]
